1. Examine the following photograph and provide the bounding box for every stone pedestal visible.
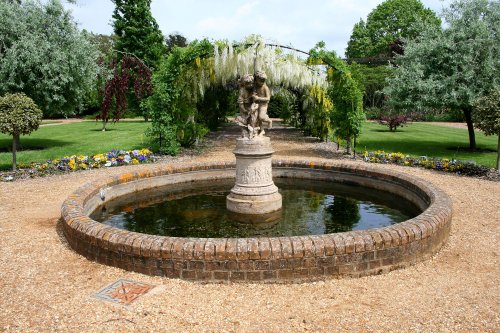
[226,136,282,215]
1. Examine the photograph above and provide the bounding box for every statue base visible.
[226,136,282,215]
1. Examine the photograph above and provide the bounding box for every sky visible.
[63,0,452,57]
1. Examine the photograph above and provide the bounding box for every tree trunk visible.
[345,136,352,154]
[463,107,476,151]
[14,135,21,151]
[497,133,499,171]
[12,133,19,171]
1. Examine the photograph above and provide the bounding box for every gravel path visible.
[1,122,498,332]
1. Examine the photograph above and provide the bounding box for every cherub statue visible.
[235,71,272,139]
[253,70,272,133]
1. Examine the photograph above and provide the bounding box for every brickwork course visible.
[61,160,452,282]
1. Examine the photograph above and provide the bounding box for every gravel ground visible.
[0,122,498,332]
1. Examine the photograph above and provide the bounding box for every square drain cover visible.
[93,279,155,305]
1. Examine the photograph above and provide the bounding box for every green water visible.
[91,178,420,238]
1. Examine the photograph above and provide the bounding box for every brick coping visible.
[61,160,453,282]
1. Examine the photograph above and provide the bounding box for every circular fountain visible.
[61,159,452,282]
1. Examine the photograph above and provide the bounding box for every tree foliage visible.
[345,0,441,58]
[0,0,100,117]
[350,63,393,109]
[0,92,42,170]
[473,90,500,137]
[166,32,188,53]
[112,0,165,68]
[385,0,500,151]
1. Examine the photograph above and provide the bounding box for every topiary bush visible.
[0,93,43,170]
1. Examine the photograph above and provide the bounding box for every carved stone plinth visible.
[226,136,282,215]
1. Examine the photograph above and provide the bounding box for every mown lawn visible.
[0,120,497,170]
[357,122,498,168]
[0,121,150,170]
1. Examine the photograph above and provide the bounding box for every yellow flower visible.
[68,159,76,171]
[140,148,152,155]
[131,158,139,165]
[78,163,88,170]
[77,155,87,162]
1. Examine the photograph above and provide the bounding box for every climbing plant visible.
[309,42,365,153]
[145,37,363,154]
[144,39,214,154]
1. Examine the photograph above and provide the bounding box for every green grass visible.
[0,121,150,170]
[357,122,498,168]
[0,120,497,170]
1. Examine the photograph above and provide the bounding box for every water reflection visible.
[91,178,419,238]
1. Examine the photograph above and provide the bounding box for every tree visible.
[385,0,499,151]
[345,0,441,58]
[350,63,393,109]
[0,93,42,170]
[166,32,188,53]
[112,0,165,68]
[473,90,500,170]
[0,0,100,118]
[345,19,372,59]
[98,54,152,131]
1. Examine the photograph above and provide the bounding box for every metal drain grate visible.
[93,279,155,305]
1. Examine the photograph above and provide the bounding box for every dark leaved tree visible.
[98,55,152,131]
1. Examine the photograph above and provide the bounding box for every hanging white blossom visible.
[178,38,328,105]
[212,42,327,89]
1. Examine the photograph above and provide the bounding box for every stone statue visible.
[235,71,272,139]
[228,71,281,216]
[253,70,272,131]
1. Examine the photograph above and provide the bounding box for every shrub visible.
[378,113,410,131]
[0,93,42,170]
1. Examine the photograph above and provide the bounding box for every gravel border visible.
[0,123,498,332]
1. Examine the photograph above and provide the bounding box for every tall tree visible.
[345,19,372,59]
[385,0,499,151]
[0,0,100,117]
[345,0,441,58]
[112,0,165,68]
[165,32,188,53]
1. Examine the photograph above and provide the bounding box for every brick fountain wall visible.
[61,160,452,282]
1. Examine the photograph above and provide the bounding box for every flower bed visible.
[363,150,492,177]
[2,148,156,181]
